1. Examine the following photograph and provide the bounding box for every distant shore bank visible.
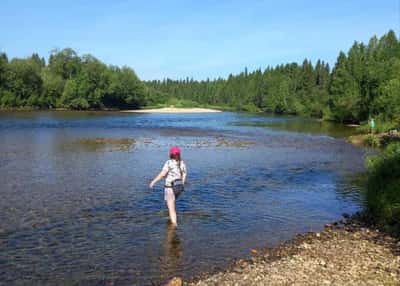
[121,107,222,113]
[0,107,222,113]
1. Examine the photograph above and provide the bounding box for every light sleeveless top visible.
[162,159,187,187]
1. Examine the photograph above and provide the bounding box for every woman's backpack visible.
[172,161,184,198]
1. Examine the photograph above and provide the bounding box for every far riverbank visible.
[121,107,222,113]
[0,106,223,113]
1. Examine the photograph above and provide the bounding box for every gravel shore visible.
[166,214,400,286]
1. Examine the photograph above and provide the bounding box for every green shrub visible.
[365,143,400,235]
[164,98,200,108]
[357,121,398,134]
[363,134,381,148]
[374,121,398,133]
[240,103,261,113]
[0,90,18,107]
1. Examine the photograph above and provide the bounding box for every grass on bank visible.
[357,121,399,135]
[348,119,400,148]
[365,142,400,236]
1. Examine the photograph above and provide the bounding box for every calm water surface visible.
[0,111,366,285]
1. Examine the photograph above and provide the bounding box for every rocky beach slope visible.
[166,214,400,286]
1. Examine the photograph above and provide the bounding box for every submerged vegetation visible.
[71,137,136,152]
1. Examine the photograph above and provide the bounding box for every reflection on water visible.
[233,117,357,138]
[0,111,366,285]
[160,224,183,282]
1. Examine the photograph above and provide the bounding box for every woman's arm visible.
[182,172,187,185]
[182,162,187,185]
[149,170,167,189]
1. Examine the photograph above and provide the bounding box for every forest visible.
[0,30,399,126]
[0,49,146,110]
[147,30,400,125]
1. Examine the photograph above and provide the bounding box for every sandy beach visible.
[121,107,222,113]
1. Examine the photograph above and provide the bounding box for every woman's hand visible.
[149,181,155,189]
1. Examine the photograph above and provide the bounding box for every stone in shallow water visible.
[165,276,182,286]
[250,249,258,255]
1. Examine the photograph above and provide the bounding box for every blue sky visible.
[1,0,399,80]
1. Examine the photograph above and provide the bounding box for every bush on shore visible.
[365,143,400,236]
[363,134,382,148]
[357,120,399,135]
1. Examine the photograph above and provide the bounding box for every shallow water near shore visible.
[0,111,366,285]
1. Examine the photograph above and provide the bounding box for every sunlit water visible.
[0,111,367,285]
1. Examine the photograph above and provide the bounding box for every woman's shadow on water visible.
[160,222,183,281]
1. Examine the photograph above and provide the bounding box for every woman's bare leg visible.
[166,199,177,226]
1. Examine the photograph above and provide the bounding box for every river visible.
[0,111,367,285]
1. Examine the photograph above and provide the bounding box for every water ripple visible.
[0,111,365,285]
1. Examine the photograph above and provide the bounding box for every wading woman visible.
[149,146,187,227]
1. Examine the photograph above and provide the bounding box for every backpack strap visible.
[178,160,183,179]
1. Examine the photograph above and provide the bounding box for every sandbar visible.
[121,107,222,113]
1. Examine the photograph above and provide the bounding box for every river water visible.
[0,111,366,285]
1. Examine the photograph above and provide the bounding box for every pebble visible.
[187,217,400,286]
[165,277,182,286]
[250,249,258,254]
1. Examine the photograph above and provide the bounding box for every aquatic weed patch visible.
[188,137,256,149]
[72,138,136,152]
[215,136,256,148]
